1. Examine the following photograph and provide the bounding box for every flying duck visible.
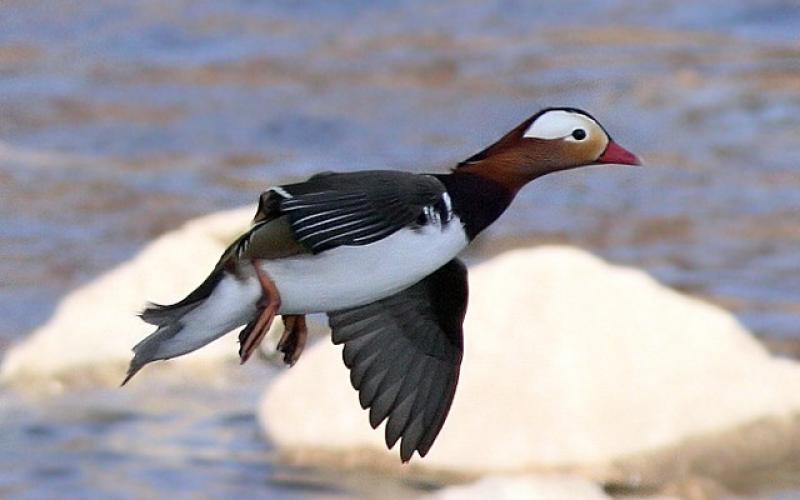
[123,107,641,462]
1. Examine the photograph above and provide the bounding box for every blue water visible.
[1,0,799,497]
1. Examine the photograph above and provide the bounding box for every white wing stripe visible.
[298,217,379,241]
[311,220,388,248]
[294,211,360,234]
[292,209,350,226]
[442,192,453,222]
[269,186,293,199]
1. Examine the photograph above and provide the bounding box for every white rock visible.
[1,207,256,388]
[425,475,611,500]
[259,246,800,479]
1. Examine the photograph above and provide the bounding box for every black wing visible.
[263,170,450,254]
[327,259,468,462]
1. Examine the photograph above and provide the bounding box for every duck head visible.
[456,107,641,190]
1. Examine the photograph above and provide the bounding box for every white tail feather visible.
[123,274,261,384]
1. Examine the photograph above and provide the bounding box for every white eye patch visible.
[523,110,596,141]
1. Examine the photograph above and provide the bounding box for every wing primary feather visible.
[386,359,426,448]
[385,357,429,448]
[414,360,450,453]
[394,353,440,460]
[400,414,427,463]
[369,378,404,428]
[344,327,388,369]
[349,350,380,388]
[385,390,418,449]
[368,340,417,427]
[358,367,390,411]
[418,368,459,456]
[331,317,385,344]
[401,372,444,461]
[353,333,406,405]
[326,257,468,462]
[340,329,379,366]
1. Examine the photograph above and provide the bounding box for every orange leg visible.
[238,260,281,364]
[277,314,308,366]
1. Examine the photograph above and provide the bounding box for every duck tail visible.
[139,267,224,326]
[122,266,258,386]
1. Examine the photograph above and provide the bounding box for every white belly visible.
[259,219,468,313]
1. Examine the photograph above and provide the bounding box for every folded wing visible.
[272,170,449,254]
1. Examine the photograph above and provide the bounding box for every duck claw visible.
[239,259,281,364]
[277,314,307,366]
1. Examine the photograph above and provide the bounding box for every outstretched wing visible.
[327,258,468,462]
[266,170,452,254]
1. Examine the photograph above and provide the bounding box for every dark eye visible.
[571,128,587,140]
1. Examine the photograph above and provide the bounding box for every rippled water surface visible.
[1,0,799,497]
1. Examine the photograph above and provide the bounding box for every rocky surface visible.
[0,207,256,389]
[423,474,615,500]
[259,246,800,488]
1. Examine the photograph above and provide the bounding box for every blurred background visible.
[1,0,798,498]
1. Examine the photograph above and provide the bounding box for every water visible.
[1,0,799,497]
